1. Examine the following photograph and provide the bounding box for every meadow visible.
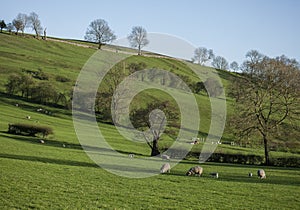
[1,88,300,209]
[0,33,299,209]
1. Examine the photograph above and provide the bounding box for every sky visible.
[2,0,300,65]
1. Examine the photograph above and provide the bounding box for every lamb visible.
[160,163,171,174]
[161,154,170,161]
[186,166,203,176]
[257,169,266,179]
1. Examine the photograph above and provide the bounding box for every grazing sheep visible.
[210,172,219,178]
[161,154,170,161]
[128,154,135,158]
[186,166,203,176]
[160,163,171,174]
[257,169,266,179]
[26,116,31,120]
[39,139,45,144]
[248,172,253,177]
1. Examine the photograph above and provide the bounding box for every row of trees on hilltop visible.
[84,18,149,55]
[1,12,44,38]
[192,47,240,71]
[83,18,234,69]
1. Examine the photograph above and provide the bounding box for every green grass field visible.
[1,85,300,209]
[1,33,299,209]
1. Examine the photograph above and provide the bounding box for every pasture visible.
[0,95,299,209]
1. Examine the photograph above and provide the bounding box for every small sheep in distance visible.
[160,163,171,174]
[257,169,266,179]
[210,172,219,178]
[186,166,203,176]
[161,154,170,161]
[128,154,135,158]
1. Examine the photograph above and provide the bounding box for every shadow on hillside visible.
[0,153,159,174]
[0,131,146,157]
[0,153,98,168]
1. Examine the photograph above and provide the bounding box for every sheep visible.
[210,172,219,178]
[161,154,170,161]
[26,115,31,120]
[128,154,135,158]
[160,163,171,174]
[257,169,266,179]
[248,172,253,177]
[39,139,45,144]
[186,166,203,176]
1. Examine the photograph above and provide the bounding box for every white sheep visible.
[186,166,203,176]
[26,116,31,120]
[39,139,44,144]
[128,154,135,158]
[161,154,170,161]
[257,169,266,179]
[160,163,171,174]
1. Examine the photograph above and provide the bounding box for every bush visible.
[163,148,299,167]
[55,75,71,83]
[8,123,53,138]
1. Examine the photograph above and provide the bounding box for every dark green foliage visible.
[22,69,49,80]
[0,20,6,32]
[193,81,206,94]
[55,75,71,83]
[8,123,53,138]
[127,62,147,73]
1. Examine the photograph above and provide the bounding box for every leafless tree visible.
[84,19,116,49]
[12,19,22,35]
[230,52,300,165]
[128,26,149,55]
[13,13,28,35]
[28,12,43,39]
[193,47,214,65]
[212,56,229,70]
[230,61,239,72]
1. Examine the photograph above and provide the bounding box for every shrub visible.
[8,123,53,138]
[55,75,71,83]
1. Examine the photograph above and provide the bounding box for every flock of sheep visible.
[159,154,266,179]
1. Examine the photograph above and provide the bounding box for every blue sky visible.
[2,0,300,65]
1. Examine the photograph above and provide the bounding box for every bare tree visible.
[128,26,149,55]
[13,13,28,35]
[84,19,116,49]
[6,23,14,33]
[230,52,300,165]
[28,12,43,39]
[230,61,239,72]
[193,47,214,65]
[12,19,22,35]
[130,101,179,156]
[212,56,229,70]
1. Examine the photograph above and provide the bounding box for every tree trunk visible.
[98,42,102,49]
[138,45,141,55]
[263,135,270,165]
[151,139,160,156]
